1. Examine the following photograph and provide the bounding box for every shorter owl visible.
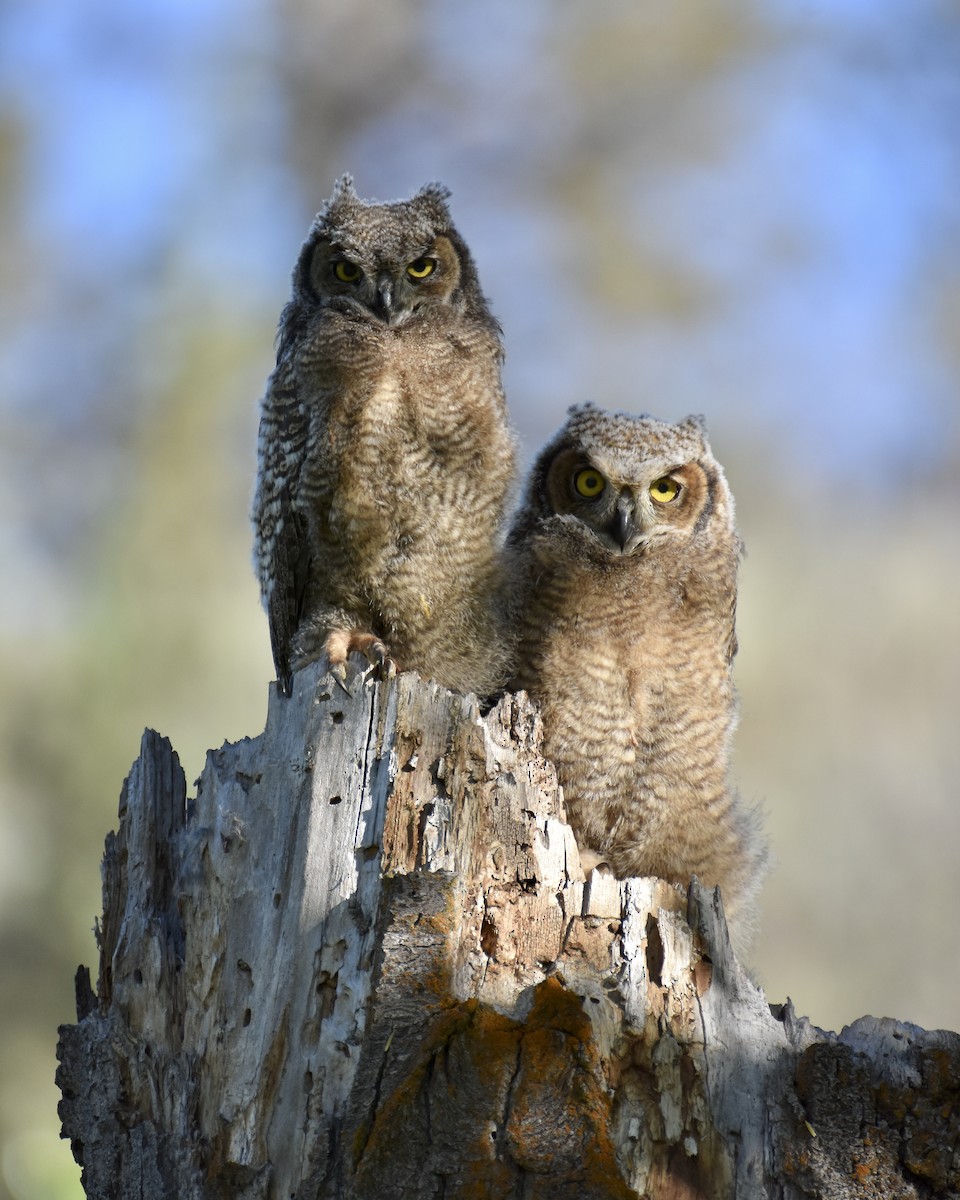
[505,404,767,953]
[252,177,516,697]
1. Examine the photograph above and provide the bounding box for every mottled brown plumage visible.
[505,404,767,953]
[252,176,516,696]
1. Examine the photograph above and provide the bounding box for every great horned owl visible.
[252,176,516,696]
[505,404,767,953]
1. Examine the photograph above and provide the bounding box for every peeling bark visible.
[57,660,960,1198]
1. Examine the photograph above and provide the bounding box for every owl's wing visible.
[267,502,310,698]
[255,363,313,696]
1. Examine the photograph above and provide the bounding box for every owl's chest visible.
[325,333,489,459]
[532,557,665,642]
[531,563,721,711]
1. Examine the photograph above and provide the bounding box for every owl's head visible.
[288,175,489,330]
[520,404,733,559]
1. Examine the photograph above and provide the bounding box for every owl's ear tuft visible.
[413,181,454,225]
[331,174,357,202]
[315,175,360,229]
[566,403,607,438]
[416,181,453,204]
[680,414,708,436]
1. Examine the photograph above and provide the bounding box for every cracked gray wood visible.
[57,659,960,1198]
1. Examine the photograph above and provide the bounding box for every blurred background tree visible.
[1,1,958,1196]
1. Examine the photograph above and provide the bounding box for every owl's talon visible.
[324,629,395,686]
[360,643,397,684]
[365,638,390,666]
[330,662,353,698]
[363,654,397,685]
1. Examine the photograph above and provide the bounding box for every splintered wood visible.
[57,660,960,1199]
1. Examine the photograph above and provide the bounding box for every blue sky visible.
[2,0,958,488]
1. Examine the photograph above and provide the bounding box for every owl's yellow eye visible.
[573,468,605,498]
[406,257,436,280]
[650,477,681,504]
[333,259,361,283]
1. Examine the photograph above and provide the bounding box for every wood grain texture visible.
[57,660,960,1198]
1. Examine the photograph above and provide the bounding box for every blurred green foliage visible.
[1,2,958,1196]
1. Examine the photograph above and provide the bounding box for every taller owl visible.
[505,404,767,953]
[252,177,516,696]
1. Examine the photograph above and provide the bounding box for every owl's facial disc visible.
[308,234,459,326]
[543,449,701,558]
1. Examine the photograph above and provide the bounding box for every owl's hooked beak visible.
[609,493,642,554]
[372,275,395,323]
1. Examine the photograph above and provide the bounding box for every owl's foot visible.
[324,628,396,687]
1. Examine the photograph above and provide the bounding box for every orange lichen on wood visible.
[352,976,635,1197]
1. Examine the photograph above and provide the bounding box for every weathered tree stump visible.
[57,660,960,1198]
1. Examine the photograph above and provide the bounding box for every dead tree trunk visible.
[57,660,960,1199]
